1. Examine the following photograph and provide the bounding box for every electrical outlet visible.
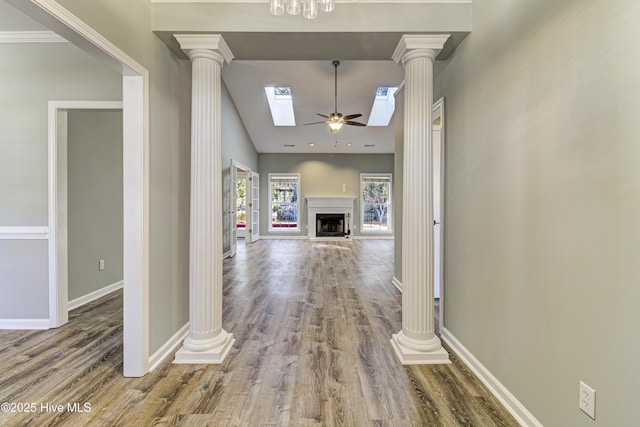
[579,381,596,419]
[99,259,105,271]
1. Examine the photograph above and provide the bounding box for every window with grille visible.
[361,174,392,232]
[269,173,300,230]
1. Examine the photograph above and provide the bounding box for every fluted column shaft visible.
[391,35,450,364]
[174,35,235,364]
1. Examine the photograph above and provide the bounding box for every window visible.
[264,86,296,126]
[236,177,246,229]
[269,173,300,230]
[361,174,392,232]
[367,87,398,126]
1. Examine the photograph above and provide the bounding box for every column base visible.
[173,330,235,364]
[391,331,450,365]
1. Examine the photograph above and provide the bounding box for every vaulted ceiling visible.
[1,0,471,154]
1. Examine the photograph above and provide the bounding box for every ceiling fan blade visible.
[342,113,362,120]
[316,113,330,119]
[304,121,329,126]
[344,121,367,127]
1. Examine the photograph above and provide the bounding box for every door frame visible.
[249,170,260,243]
[11,0,151,377]
[229,160,258,254]
[48,101,123,328]
[229,160,251,257]
[433,96,445,334]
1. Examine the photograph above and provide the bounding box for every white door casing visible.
[229,160,238,257]
[12,0,151,377]
[249,171,260,243]
[433,97,445,331]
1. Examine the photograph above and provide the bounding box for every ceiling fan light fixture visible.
[303,60,366,130]
[329,122,343,132]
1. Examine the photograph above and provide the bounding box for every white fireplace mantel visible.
[305,197,355,239]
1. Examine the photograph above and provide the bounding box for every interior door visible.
[248,171,260,243]
[229,161,238,257]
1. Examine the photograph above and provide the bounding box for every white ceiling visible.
[1,0,469,155]
[222,60,404,154]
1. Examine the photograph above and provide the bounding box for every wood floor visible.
[0,240,518,427]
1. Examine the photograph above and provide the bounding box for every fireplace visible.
[305,197,355,240]
[316,213,345,237]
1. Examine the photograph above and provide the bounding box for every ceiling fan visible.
[304,60,366,132]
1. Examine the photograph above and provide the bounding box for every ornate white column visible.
[391,35,450,364]
[174,34,235,364]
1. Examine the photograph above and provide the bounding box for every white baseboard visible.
[392,277,403,293]
[68,280,124,311]
[308,236,354,242]
[223,250,231,259]
[441,327,543,427]
[259,235,308,240]
[353,235,394,240]
[258,235,395,241]
[0,318,51,330]
[148,322,189,372]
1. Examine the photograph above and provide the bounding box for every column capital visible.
[174,34,234,65]
[392,34,450,64]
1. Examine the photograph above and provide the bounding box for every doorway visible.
[10,0,151,377]
[50,102,124,323]
[229,160,260,258]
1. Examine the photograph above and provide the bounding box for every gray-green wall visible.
[436,0,640,425]
[221,83,258,254]
[54,0,193,353]
[393,90,404,282]
[0,39,121,320]
[258,154,394,238]
[67,110,123,301]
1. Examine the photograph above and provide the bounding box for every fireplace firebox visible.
[316,213,345,237]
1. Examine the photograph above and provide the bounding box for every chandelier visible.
[269,0,335,20]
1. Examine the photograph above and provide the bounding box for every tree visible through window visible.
[269,174,299,230]
[361,174,391,231]
[236,178,246,229]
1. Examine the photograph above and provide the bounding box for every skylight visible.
[367,86,398,126]
[264,86,296,126]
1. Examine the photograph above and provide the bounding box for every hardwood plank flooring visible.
[0,240,518,427]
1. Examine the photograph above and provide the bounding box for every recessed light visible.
[347,143,352,146]
[309,143,315,147]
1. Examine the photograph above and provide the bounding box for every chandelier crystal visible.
[270,0,335,19]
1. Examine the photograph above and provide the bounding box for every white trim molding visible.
[0,226,49,240]
[47,101,124,331]
[353,235,394,240]
[68,281,124,311]
[0,319,50,330]
[259,235,308,240]
[0,31,67,43]
[441,328,543,427]
[149,322,189,372]
[7,0,150,377]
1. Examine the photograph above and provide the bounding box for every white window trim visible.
[360,173,393,234]
[268,173,301,232]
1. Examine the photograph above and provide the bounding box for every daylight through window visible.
[361,174,392,232]
[269,174,300,230]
